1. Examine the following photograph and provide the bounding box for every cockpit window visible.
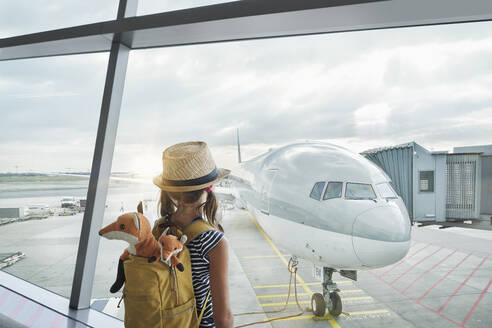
[310,182,325,200]
[323,182,343,200]
[375,182,398,199]
[345,183,376,200]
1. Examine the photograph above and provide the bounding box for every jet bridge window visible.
[310,182,325,200]
[345,183,376,200]
[419,171,434,192]
[323,182,343,200]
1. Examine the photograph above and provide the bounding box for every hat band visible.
[161,167,218,187]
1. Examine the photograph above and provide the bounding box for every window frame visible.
[3,0,491,319]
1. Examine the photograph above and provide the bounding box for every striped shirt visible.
[187,220,224,328]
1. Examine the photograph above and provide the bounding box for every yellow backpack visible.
[122,218,214,328]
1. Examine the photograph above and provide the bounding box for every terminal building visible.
[362,143,492,223]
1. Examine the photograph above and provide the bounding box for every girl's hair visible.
[158,188,223,232]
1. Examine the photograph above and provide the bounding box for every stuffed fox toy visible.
[99,202,187,293]
[159,227,187,272]
[99,202,161,293]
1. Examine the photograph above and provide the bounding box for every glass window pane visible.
[345,183,376,200]
[310,182,325,200]
[375,182,398,198]
[419,171,435,192]
[0,1,118,38]
[323,182,343,200]
[0,53,107,297]
[91,21,492,319]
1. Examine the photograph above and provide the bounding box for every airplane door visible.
[260,169,278,215]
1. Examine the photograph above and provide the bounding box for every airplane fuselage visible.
[234,142,411,270]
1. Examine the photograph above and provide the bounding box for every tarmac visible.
[0,206,491,327]
[223,209,492,328]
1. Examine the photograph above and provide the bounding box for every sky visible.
[1,1,492,175]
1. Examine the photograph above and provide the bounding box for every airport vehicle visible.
[58,208,77,216]
[231,141,412,316]
[24,205,50,219]
[61,196,77,208]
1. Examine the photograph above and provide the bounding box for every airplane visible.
[229,139,412,317]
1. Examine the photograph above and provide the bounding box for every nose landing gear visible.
[311,267,342,317]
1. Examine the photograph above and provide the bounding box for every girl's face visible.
[170,191,207,209]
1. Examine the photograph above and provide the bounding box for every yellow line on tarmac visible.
[342,296,373,302]
[248,214,341,328]
[266,309,389,322]
[243,254,290,259]
[260,300,311,307]
[339,289,363,294]
[253,281,352,289]
[259,296,372,307]
[257,293,310,299]
[344,309,389,316]
[256,290,363,299]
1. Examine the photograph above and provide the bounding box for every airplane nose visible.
[352,205,411,267]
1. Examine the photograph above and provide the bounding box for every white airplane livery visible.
[230,141,412,316]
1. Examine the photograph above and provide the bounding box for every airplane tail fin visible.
[236,127,242,164]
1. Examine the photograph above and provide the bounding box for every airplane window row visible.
[310,181,396,201]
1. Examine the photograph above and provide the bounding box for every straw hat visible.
[153,141,230,192]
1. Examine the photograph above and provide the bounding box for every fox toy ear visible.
[132,213,140,231]
[179,235,187,245]
[137,201,143,214]
[161,227,170,237]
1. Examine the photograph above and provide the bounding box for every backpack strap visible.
[197,291,211,325]
[182,219,214,245]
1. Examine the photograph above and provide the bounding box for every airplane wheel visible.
[311,293,326,317]
[327,292,342,316]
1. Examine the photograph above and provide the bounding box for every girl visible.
[152,141,233,328]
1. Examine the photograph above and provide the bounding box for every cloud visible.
[0,1,118,38]
[1,5,492,172]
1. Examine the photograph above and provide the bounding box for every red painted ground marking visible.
[379,243,431,278]
[417,252,473,303]
[26,305,44,327]
[402,249,458,294]
[368,270,463,327]
[9,298,27,319]
[390,246,444,286]
[50,314,64,328]
[437,255,490,314]
[418,299,463,327]
[0,289,9,307]
[462,278,492,326]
